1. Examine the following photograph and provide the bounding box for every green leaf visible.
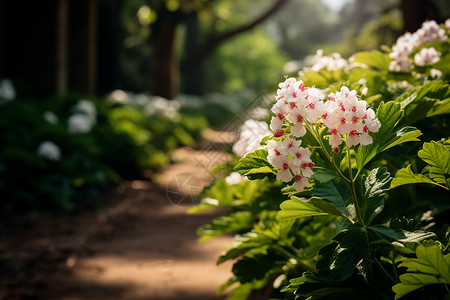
[418,141,450,181]
[356,101,422,171]
[390,165,440,189]
[197,211,253,242]
[317,225,405,282]
[395,81,450,125]
[234,149,276,180]
[312,168,338,183]
[311,178,351,218]
[217,233,272,264]
[232,249,284,283]
[355,167,392,225]
[391,141,450,190]
[352,50,391,71]
[392,241,450,299]
[226,282,253,300]
[277,196,345,221]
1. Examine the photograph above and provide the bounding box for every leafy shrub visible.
[0,91,209,213]
[192,19,450,300]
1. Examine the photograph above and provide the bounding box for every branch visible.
[204,0,290,55]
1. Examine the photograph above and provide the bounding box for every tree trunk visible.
[181,11,204,95]
[180,0,290,96]
[401,0,428,32]
[152,10,179,99]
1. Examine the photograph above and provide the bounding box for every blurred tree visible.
[140,0,290,98]
[264,0,337,59]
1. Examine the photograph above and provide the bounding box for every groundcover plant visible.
[191,19,450,300]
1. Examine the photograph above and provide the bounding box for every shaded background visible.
[1,0,449,100]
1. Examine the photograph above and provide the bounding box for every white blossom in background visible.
[307,50,348,72]
[0,79,16,101]
[37,141,61,161]
[225,172,247,185]
[430,69,442,79]
[414,47,441,66]
[107,89,129,104]
[446,18,450,30]
[232,119,271,157]
[389,20,447,72]
[74,99,97,121]
[43,111,58,125]
[68,114,94,134]
[144,96,181,121]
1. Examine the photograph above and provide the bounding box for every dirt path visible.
[1,138,235,300]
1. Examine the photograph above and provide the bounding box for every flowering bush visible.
[0,92,208,213]
[192,19,450,300]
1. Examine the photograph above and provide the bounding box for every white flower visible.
[430,69,442,78]
[323,86,379,149]
[414,47,441,66]
[266,135,314,191]
[232,119,271,157]
[0,79,15,100]
[74,99,97,122]
[68,114,94,134]
[37,141,61,161]
[43,111,58,124]
[225,172,247,185]
[446,18,450,30]
[389,19,448,72]
[308,50,348,71]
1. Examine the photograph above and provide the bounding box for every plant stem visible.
[347,146,365,227]
[305,122,349,184]
[275,245,315,272]
[374,257,398,284]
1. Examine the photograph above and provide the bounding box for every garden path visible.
[1,131,235,300]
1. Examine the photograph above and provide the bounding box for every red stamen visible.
[274,129,284,137]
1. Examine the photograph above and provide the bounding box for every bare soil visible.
[0,145,234,300]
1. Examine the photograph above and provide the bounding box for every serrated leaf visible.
[356,102,422,171]
[390,165,439,189]
[355,167,392,225]
[197,211,253,241]
[234,149,276,180]
[317,225,405,282]
[353,50,391,71]
[277,196,345,221]
[395,80,450,125]
[392,141,450,190]
[392,242,450,299]
[312,168,338,183]
[232,249,284,283]
[311,178,351,218]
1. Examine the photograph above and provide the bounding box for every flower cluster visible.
[389,20,447,72]
[233,119,271,157]
[324,86,381,151]
[266,78,380,191]
[37,141,61,161]
[68,99,97,134]
[307,50,348,72]
[270,77,324,138]
[267,137,313,191]
[414,47,441,66]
